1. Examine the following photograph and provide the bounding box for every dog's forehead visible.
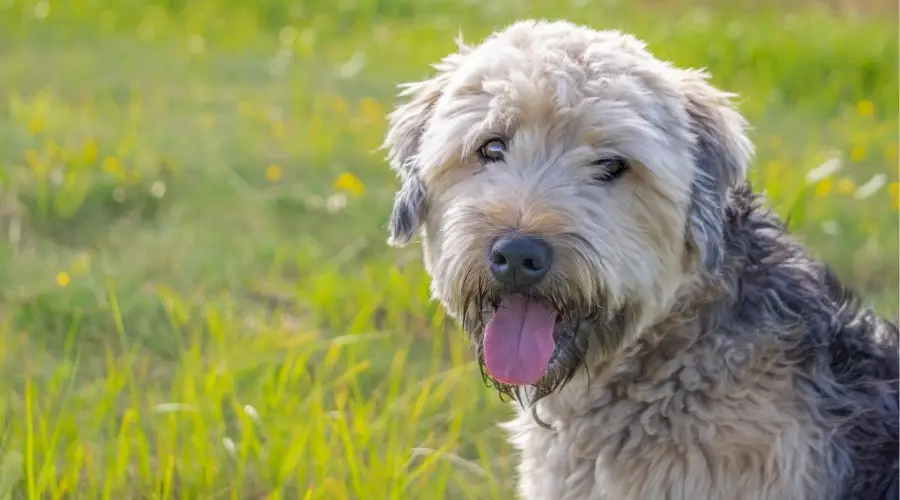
[445,23,668,104]
[424,27,685,143]
[480,21,659,69]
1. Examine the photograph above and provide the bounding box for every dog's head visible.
[383,20,753,400]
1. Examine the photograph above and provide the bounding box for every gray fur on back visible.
[702,184,898,498]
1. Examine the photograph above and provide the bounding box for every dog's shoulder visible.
[721,184,899,498]
[724,184,898,367]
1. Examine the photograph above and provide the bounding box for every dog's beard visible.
[455,269,629,409]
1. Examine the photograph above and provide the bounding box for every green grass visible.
[0,0,897,497]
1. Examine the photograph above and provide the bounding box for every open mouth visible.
[481,294,564,386]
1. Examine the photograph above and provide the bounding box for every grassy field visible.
[0,0,897,497]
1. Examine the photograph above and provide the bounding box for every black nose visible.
[489,235,553,287]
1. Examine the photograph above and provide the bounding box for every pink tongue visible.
[483,295,557,386]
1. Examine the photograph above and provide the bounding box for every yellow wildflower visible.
[56,272,70,288]
[266,164,283,182]
[27,115,46,135]
[334,172,365,196]
[103,157,125,177]
[814,178,833,198]
[850,145,867,163]
[82,139,98,164]
[856,100,874,118]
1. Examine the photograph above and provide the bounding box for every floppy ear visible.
[382,42,469,247]
[383,80,439,247]
[681,70,754,272]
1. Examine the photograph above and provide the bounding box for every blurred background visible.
[0,0,897,497]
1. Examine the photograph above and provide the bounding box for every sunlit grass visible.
[1,286,510,498]
[0,0,897,497]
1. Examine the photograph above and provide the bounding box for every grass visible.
[0,0,897,497]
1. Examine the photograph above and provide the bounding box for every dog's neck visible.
[530,293,717,423]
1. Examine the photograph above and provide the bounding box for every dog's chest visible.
[504,334,831,500]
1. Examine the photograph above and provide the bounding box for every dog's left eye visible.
[478,139,507,163]
[592,157,630,182]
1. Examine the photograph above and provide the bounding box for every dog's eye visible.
[478,139,507,163]
[592,157,630,182]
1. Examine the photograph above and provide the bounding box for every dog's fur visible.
[381,20,900,499]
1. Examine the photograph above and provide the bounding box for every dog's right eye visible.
[478,139,507,163]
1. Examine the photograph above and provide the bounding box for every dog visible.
[381,20,899,499]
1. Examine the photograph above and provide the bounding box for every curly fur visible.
[382,19,899,499]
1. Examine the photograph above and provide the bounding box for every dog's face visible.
[383,20,753,399]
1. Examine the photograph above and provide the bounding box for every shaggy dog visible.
[381,20,899,499]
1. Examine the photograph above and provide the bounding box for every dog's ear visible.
[681,70,754,272]
[383,81,439,247]
[387,173,427,247]
[383,41,470,247]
